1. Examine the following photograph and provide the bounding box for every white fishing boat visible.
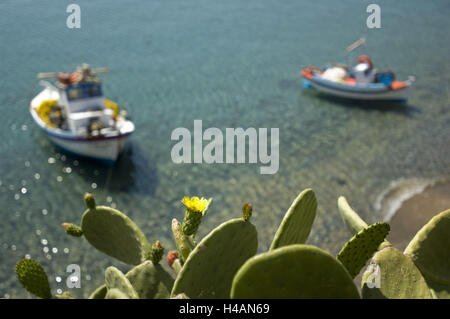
[30,64,134,164]
[301,38,415,101]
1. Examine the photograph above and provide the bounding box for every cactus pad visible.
[105,288,131,299]
[270,189,317,250]
[337,222,390,278]
[105,266,139,299]
[125,260,174,299]
[425,279,450,299]
[231,244,359,298]
[338,196,368,234]
[88,284,107,299]
[15,259,52,299]
[171,218,258,298]
[361,247,432,299]
[62,223,83,237]
[172,218,195,262]
[55,291,74,299]
[404,209,450,284]
[148,240,164,264]
[81,203,151,265]
[171,293,190,299]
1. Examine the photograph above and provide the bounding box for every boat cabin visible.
[57,81,114,136]
[60,82,105,113]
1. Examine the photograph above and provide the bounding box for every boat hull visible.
[302,72,414,101]
[47,133,131,164]
[30,86,134,164]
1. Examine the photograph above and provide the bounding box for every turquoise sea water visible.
[1,1,449,298]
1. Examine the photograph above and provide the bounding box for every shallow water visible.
[1,0,449,298]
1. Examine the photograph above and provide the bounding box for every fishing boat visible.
[30,64,134,164]
[301,38,415,101]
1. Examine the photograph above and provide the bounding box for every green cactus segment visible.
[404,209,450,284]
[171,218,258,299]
[171,293,190,299]
[88,284,107,299]
[81,205,151,265]
[182,209,203,236]
[15,259,52,299]
[105,266,139,299]
[172,259,183,274]
[84,193,96,209]
[105,288,131,299]
[425,279,450,299]
[149,240,165,264]
[337,222,390,278]
[361,247,432,299]
[172,218,195,263]
[62,223,83,237]
[125,260,174,299]
[55,291,74,299]
[242,203,252,221]
[270,189,317,250]
[337,196,368,234]
[231,244,359,299]
[181,198,212,237]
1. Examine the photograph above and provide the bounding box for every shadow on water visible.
[66,143,158,196]
[301,89,421,117]
[32,130,159,196]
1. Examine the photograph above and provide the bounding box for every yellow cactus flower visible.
[181,196,208,213]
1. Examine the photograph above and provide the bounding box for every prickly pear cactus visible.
[171,212,258,298]
[80,194,151,265]
[242,203,252,221]
[105,266,138,299]
[425,279,450,299]
[361,247,432,299]
[338,196,368,234]
[105,288,131,299]
[231,244,360,299]
[88,284,107,299]
[171,293,190,299]
[125,260,174,299]
[181,197,212,237]
[148,240,164,264]
[172,218,195,263]
[337,222,390,278]
[270,189,317,250]
[15,259,52,299]
[55,291,74,299]
[62,223,83,237]
[404,209,450,284]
